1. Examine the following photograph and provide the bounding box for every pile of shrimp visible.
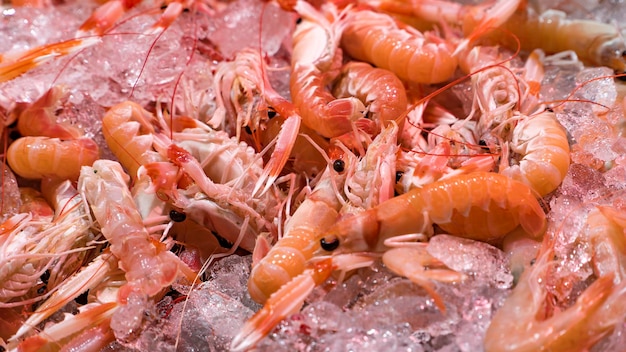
[1,0,626,351]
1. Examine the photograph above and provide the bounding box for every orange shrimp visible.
[340,8,457,84]
[475,8,626,72]
[7,136,99,180]
[318,172,546,254]
[289,1,365,138]
[101,100,161,180]
[247,166,346,304]
[500,110,571,197]
[332,61,408,133]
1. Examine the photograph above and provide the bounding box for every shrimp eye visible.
[545,107,554,112]
[296,17,303,24]
[395,171,404,183]
[616,71,626,82]
[320,236,340,251]
[267,108,277,119]
[244,125,253,135]
[169,210,186,222]
[333,159,345,173]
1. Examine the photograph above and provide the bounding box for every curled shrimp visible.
[289,1,365,138]
[78,159,194,302]
[340,8,457,84]
[332,61,408,134]
[500,110,571,197]
[7,136,99,180]
[319,171,546,253]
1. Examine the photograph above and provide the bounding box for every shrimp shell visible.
[501,111,570,197]
[7,136,99,180]
[320,172,546,254]
[341,9,457,84]
[332,61,408,132]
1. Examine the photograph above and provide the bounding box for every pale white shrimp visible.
[78,159,195,302]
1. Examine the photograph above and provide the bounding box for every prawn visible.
[340,8,457,84]
[484,205,626,352]
[246,165,346,304]
[247,123,398,305]
[289,1,366,138]
[500,110,571,197]
[0,182,93,306]
[6,136,99,180]
[318,172,546,254]
[477,8,626,72]
[332,61,408,134]
[78,159,195,302]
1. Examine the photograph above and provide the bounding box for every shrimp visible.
[78,159,195,302]
[477,8,626,72]
[484,205,626,352]
[318,172,546,255]
[0,182,93,306]
[247,166,346,304]
[500,110,571,197]
[289,1,366,138]
[332,61,408,134]
[101,100,162,180]
[340,8,457,84]
[6,136,99,180]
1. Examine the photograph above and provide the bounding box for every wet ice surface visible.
[109,241,512,351]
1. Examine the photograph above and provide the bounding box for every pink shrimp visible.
[7,136,99,180]
[78,159,195,302]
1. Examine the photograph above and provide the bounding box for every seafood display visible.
[1,0,626,351]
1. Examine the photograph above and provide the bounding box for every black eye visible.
[244,125,253,135]
[616,71,626,82]
[267,108,276,119]
[169,210,186,222]
[545,107,554,112]
[320,237,340,251]
[395,171,404,183]
[333,159,345,172]
[296,17,303,24]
